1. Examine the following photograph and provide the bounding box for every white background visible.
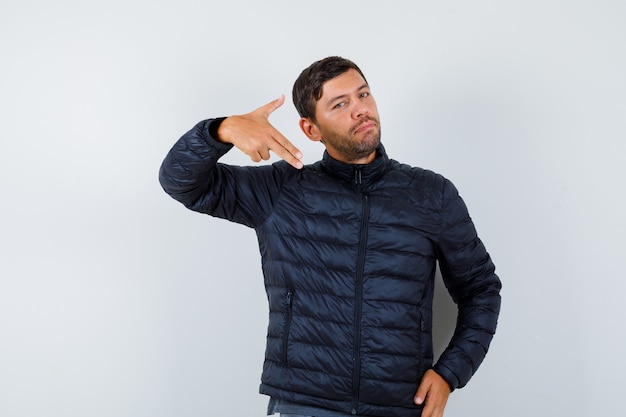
[1,1,625,416]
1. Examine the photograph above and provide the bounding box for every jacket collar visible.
[320,144,390,188]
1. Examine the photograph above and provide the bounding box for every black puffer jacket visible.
[159,119,501,417]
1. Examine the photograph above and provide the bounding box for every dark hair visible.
[292,56,368,122]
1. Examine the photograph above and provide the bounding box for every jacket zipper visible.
[283,290,294,365]
[351,167,369,414]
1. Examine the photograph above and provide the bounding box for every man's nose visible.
[352,103,369,119]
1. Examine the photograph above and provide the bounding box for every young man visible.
[159,56,501,417]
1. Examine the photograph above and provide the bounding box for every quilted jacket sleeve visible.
[432,178,502,390]
[158,119,282,228]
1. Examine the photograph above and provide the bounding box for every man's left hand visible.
[413,369,451,417]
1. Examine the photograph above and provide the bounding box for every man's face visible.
[311,69,381,164]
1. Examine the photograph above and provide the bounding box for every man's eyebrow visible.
[326,83,370,105]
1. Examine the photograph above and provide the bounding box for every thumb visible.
[259,94,285,117]
[414,379,430,405]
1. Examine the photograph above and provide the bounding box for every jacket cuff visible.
[202,117,234,150]
[432,363,458,393]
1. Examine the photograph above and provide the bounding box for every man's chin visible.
[353,138,380,159]
[360,133,380,151]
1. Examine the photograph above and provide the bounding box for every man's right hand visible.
[216,95,304,169]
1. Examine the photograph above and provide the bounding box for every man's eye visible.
[333,102,345,109]
[360,92,369,98]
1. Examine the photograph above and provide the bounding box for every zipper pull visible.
[286,290,294,306]
[354,167,362,185]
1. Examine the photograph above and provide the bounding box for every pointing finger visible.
[269,132,303,169]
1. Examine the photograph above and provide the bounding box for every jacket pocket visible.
[282,290,294,366]
[416,316,425,378]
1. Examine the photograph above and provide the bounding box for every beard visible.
[320,117,381,163]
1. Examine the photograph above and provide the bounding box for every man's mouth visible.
[353,121,376,134]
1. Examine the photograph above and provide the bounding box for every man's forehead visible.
[320,69,368,100]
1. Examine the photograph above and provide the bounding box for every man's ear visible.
[299,118,322,142]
